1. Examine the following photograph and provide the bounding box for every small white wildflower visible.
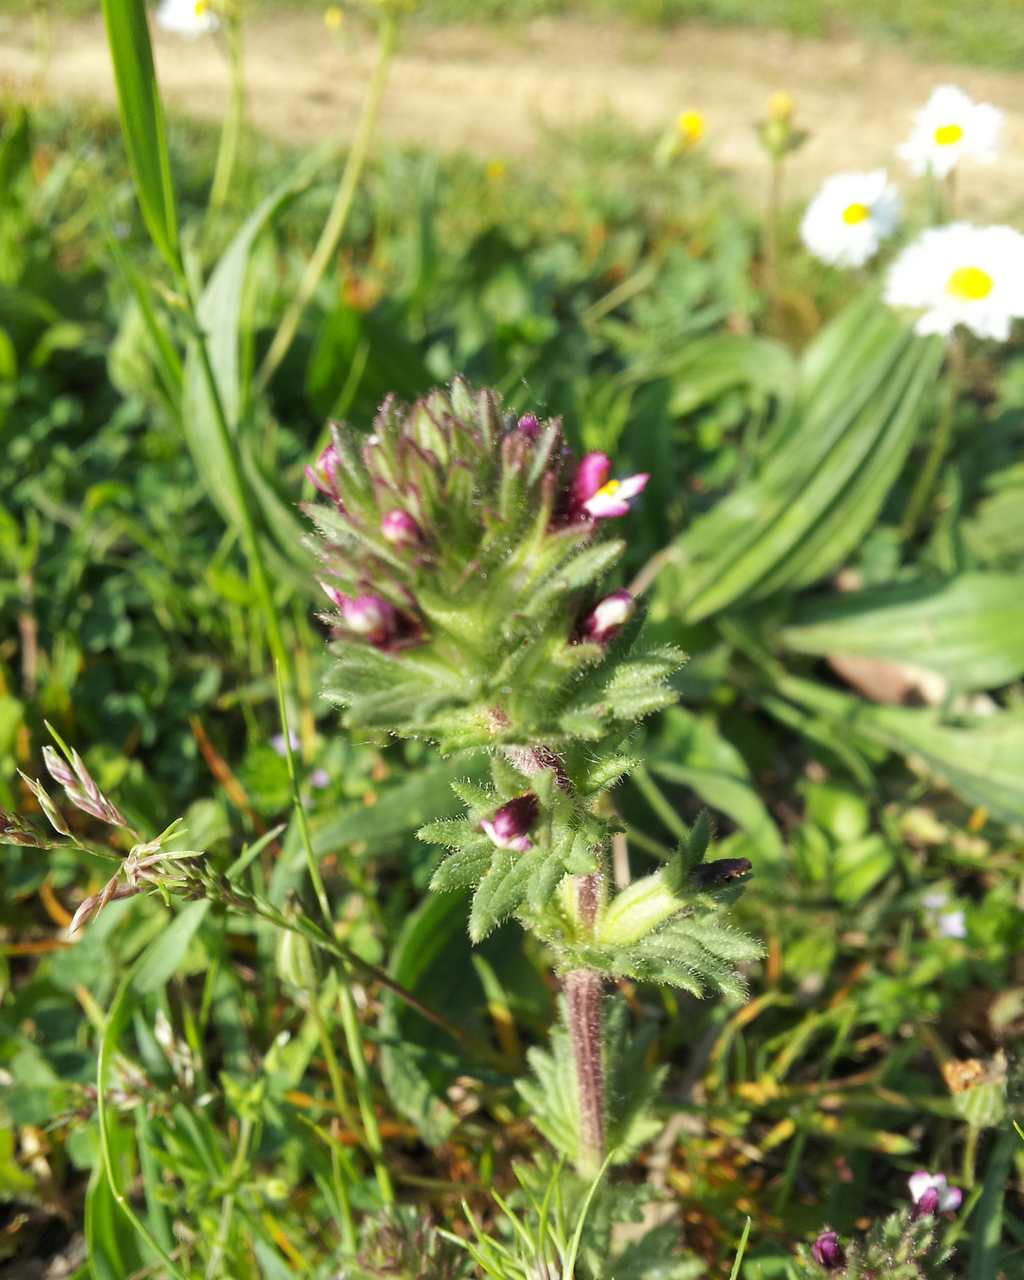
[885,223,1024,340]
[909,1170,962,1214]
[900,85,1002,179]
[800,170,901,268]
[938,910,967,939]
[156,0,219,38]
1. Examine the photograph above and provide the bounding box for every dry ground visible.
[2,11,1024,209]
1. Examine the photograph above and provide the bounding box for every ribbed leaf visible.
[664,300,942,621]
[100,0,178,268]
[780,573,1024,691]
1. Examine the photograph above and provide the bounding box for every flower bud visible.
[582,590,634,643]
[482,794,539,852]
[305,442,343,506]
[677,109,705,147]
[810,1230,844,1270]
[276,928,317,992]
[381,509,422,548]
[341,594,399,645]
[516,413,540,438]
[768,90,794,122]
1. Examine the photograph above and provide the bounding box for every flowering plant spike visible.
[309,379,758,977]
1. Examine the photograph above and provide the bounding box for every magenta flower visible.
[481,794,539,852]
[381,509,422,549]
[909,1171,962,1216]
[811,1230,844,1270]
[572,451,649,519]
[582,590,635,643]
[572,452,612,508]
[305,442,342,506]
[340,594,399,645]
[516,413,540,438]
[320,584,406,649]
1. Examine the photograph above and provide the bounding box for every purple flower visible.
[381,509,422,549]
[481,794,539,852]
[341,594,399,645]
[572,452,612,509]
[270,730,300,757]
[571,451,650,519]
[516,413,540,438]
[306,442,343,505]
[309,768,330,789]
[811,1230,844,1270]
[319,584,406,649]
[909,1171,962,1216]
[582,589,635,643]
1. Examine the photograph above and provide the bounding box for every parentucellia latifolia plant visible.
[306,378,762,1182]
[9,379,763,1265]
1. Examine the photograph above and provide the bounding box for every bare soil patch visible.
[3,11,1023,210]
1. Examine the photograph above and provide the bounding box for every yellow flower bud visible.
[677,109,705,147]
[485,158,507,184]
[767,91,794,122]
[324,5,343,30]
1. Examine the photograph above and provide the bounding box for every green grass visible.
[3,74,1024,1279]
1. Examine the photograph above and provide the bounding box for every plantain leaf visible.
[663,300,942,622]
[778,676,1024,822]
[779,573,1024,692]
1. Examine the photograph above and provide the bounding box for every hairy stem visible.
[565,967,605,1180]
[566,871,605,1178]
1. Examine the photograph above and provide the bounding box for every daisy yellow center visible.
[194,0,208,14]
[595,479,621,499]
[842,202,870,225]
[946,266,993,301]
[934,123,964,146]
[324,5,343,27]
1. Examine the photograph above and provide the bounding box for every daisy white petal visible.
[800,170,901,268]
[885,223,1024,342]
[900,84,1003,178]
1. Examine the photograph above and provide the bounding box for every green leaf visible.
[379,893,493,1145]
[85,1139,146,1280]
[182,173,307,529]
[648,708,784,862]
[780,573,1024,692]
[968,1130,1016,1280]
[469,849,541,942]
[664,301,942,621]
[132,901,210,995]
[100,0,178,268]
[779,675,1024,822]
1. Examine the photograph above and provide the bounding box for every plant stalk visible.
[565,968,605,1181]
[209,12,246,213]
[257,14,397,391]
[566,872,605,1179]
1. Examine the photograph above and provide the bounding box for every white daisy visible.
[800,170,901,268]
[156,0,219,37]
[900,84,1003,179]
[884,223,1024,341]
